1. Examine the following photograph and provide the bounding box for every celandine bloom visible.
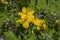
[16,7,47,30]
[23,22,29,28]
[16,7,35,28]
[33,18,46,30]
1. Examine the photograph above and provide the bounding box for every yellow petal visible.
[26,19,32,23]
[27,10,35,15]
[23,22,29,28]
[20,13,27,19]
[33,19,41,26]
[16,19,25,24]
[22,7,26,13]
[43,24,46,29]
[18,12,27,19]
[36,26,41,30]
[27,15,35,20]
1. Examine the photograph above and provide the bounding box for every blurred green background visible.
[0,0,60,40]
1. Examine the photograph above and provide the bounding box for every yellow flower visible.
[43,24,47,29]
[33,18,46,30]
[27,10,35,15]
[16,7,47,30]
[21,14,27,19]
[18,12,27,19]
[33,18,42,26]
[36,26,41,30]
[26,19,32,24]
[22,7,26,13]
[40,19,45,24]
[27,15,35,21]
[23,22,29,28]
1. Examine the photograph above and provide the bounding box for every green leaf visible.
[27,33,37,40]
[4,32,19,40]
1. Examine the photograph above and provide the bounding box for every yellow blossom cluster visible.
[33,18,46,30]
[16,7,47,30]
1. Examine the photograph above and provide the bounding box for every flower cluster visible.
[16,7,47,30]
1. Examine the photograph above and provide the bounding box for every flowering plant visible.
[0,0,60,40]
